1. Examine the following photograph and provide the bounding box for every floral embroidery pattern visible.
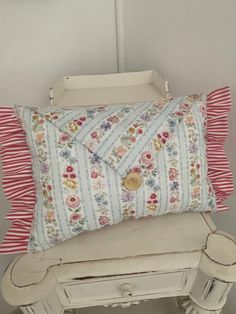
[122,203,136,220]
[68,116,87,133]
[63,165,78,190]
[31,111,62,246]
[185,112,200,203]
[94,192,111,226]
[107,101,166,168]
[121,188,136,220]
[88,152,111,227]
[65,194,85,232]
[98,215,110,226]
[66,195,80,208]
[152,100,192,152]
[20,94,217,252]
[183,104,211,210]
[43,111,61,122]
[129,149,159,180]
[55,130,86,233]
[43,106,110,139]
[65,107,108,135]
[145,176,160,192]
[154,131,170,151]
[84,106,135,152]
[138,151,156,176]
[187,95,215,210]
[146,192,159,214]
[86,116,119,150]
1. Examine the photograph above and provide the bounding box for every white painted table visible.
[2,71,236,314]
[3,213,236,314]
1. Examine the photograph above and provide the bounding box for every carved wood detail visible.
[177,296,222,314]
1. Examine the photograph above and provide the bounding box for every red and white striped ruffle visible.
[206,87,234,211]
[0,107,35,254]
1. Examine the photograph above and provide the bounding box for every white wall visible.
[123,1,236,313]
[0,1,117,313]
[0,0,117,105]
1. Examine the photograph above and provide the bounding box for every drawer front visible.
[63,270,189,305]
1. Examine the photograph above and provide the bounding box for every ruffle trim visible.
[0,107,35,254]
[206,87,234,211]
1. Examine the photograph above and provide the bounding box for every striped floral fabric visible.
[0,87,234,253]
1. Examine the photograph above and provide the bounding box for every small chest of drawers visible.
[59,270,192,308]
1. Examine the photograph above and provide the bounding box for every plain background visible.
[0,1,235,313]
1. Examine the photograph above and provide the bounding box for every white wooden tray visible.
[49,70,170,106]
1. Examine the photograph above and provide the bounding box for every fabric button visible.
[123,173,142,191]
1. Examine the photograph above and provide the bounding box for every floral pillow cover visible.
[0,87,233,253]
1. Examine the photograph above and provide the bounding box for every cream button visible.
[123,172,142,191]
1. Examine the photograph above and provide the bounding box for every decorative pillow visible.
[0,87,233,254]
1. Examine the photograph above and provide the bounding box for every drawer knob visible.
[119,283,133,297]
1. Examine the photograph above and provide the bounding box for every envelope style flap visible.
[18,95,202,178]
[98,96,197,177]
